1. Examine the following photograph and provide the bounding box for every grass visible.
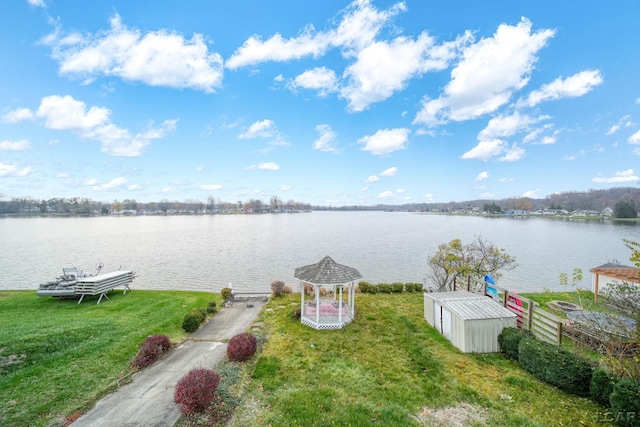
[0,289,218,427]
[228,293,613,427]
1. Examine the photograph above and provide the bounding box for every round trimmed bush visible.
[182,309,206,333]
[221,287,232,302]
[590,368,619,407]
[358,281,370,293]
[206,300,218,314]
[405,282,416,292]
[271,280,286,297]
[497,327,532,361]
[227,332,257,362]
[174,368,220,415]
[610,379,640,427]
[132,334,171,369]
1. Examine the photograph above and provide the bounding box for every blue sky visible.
[1,0,639,206]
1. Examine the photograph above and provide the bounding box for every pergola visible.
[294,255,362,330]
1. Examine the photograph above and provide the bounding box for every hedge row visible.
[358,281,423,294]
[498,328,640,425]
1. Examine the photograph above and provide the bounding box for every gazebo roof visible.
[294,255,362,285]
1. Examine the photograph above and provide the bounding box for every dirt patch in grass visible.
[414,403,488,426]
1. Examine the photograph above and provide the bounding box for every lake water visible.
[0,212,637,294]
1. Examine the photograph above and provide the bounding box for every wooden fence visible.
[453,281,564,345]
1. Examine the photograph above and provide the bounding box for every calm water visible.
[0,212,637,294]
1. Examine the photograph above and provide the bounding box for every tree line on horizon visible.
[0,187,638,216]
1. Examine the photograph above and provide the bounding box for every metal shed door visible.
[435,303,452,339]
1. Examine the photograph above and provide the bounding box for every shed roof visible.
[294,255,362,285]
[424,290,486,303]
[445,298,517,320]
[590,263,640,283]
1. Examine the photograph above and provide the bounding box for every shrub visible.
[390,282,404,293]
[220,287,233,302]
[358,281,371,293]
[206,300,218,314]
[182,309,206,333]
[304,283,314,297]
[271,280,286,297]
[497,327,532,361]
[405,282,416,292]
[282,284,293,294]
[174,368,220,415]
[378,283,391,294]
[415,283,424,292]
[518,336,593,397]
[227,332,258,362]
[131,334,171,370]
[367,284,379,294]
[291,307,301,320]
[610,379,640,427]
[590,368,619,407]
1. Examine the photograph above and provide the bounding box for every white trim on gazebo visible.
[294,256,362,330]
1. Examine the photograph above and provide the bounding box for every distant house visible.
[590,262,640,301]
[601,207,613,217]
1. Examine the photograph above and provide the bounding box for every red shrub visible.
[226,333,257,362]
[132,334,171,369]
[174,368,220,415]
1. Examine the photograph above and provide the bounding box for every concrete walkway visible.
[72,297,268,427]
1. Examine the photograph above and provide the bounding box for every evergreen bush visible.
[367,284,379,294]
[131,334,171,369]
[182,309,206,333]
[358,281,370,293]
[497,327,531,361]
[405,282,416,292]
[590,368,619,407]
[415,283,424,292]
[174,368,220,415]
[610,379,640,427]
[390,282,404,293]
[518,336,593,397]
[378,283,391,294]
[206,300,218,314]
[227,332,258,362]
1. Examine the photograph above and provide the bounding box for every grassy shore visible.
[228,292,613,427]
[0,289,217,427]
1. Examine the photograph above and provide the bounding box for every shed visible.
[424,290,517,353]
[590,262,640,302]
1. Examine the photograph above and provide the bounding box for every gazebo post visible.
[301,281,305,312]
[338,285,343,323]
[315,284,320,324]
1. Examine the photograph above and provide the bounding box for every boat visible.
[36,264,102,298]
[36,263,136,303]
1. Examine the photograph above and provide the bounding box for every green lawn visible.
[0,290,217,427]
[230,293,613,427]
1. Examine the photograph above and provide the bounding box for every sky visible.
[1,0,639,207]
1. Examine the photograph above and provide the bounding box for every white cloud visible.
[2,108,34,123]
[424,193,434,201]
[414,18,554,126]
[475,171,489,181]
[0,163,32,177]
[0,139,30,151]
[43,14,223,92]
[127,184,141,191]
[27,0,46,7]
[478,112,546,141]
[522,70,603,107]
[377,190,394,198]
[592,169,639,183]
[312,124,339,153]
[280,185,292,191]
[365,175,379,183]
[92,177,127,191]
[20,95,176,157]
[238,119,288,147]
[605,115,633,136]
[245,162,280,171]
[358,128,410,157]
[291,67,338,97]
[522,189,540,198]
[195,165,204,172]
[628,130,640,144]
[201,184,223,190]
[340,32,463,112]
[461,139,525,162]
[380,167,397,177]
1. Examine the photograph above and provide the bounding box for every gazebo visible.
[294,255,362,330]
